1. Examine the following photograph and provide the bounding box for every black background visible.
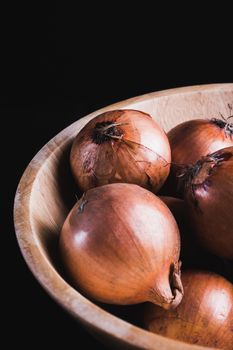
[3,4,232,349]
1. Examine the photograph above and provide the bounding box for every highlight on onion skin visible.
[144,270,233,350]
[59,183,183,309]
[183,146,233,260]
[70,109,171,193]
[162,117,233,197]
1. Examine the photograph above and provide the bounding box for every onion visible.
[59,183,183,308]
[183,146,233,260]
[144,270,233,350]
[163,115,233,197]
[70,109,171,193]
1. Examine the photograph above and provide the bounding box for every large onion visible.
[183,146,233,260]
[144,270,233,349]
[59,183,183,308]
[163,116,233,197]
[70,109,171,193]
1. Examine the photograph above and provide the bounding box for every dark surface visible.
[2,4,232,349]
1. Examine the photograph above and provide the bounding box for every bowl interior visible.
[16,84,233,350]
[32,85,233,264]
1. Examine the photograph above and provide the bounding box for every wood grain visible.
[14,84,233,350]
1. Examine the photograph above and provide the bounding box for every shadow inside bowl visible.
[30,139,78,269]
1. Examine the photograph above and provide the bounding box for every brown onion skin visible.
[59,183,183,308]
[144,270,233,350]
[70,110,171,193]
[184,146,233,260]
[163,118,233,197]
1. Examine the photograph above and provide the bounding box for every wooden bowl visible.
[14,84,233,350]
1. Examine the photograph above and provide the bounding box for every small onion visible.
[163,117,233,197]
[144,271,233,349]
[70,109,171,193]
[183,146,233,260]
[59,183,183,308]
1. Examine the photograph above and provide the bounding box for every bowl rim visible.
[14,83,233,350]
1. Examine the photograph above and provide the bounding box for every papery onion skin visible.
[70,110,171,193]
[59,183,183,308]
[184,146,233,260]
[163,118,233,197]
[144,270,233,350]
